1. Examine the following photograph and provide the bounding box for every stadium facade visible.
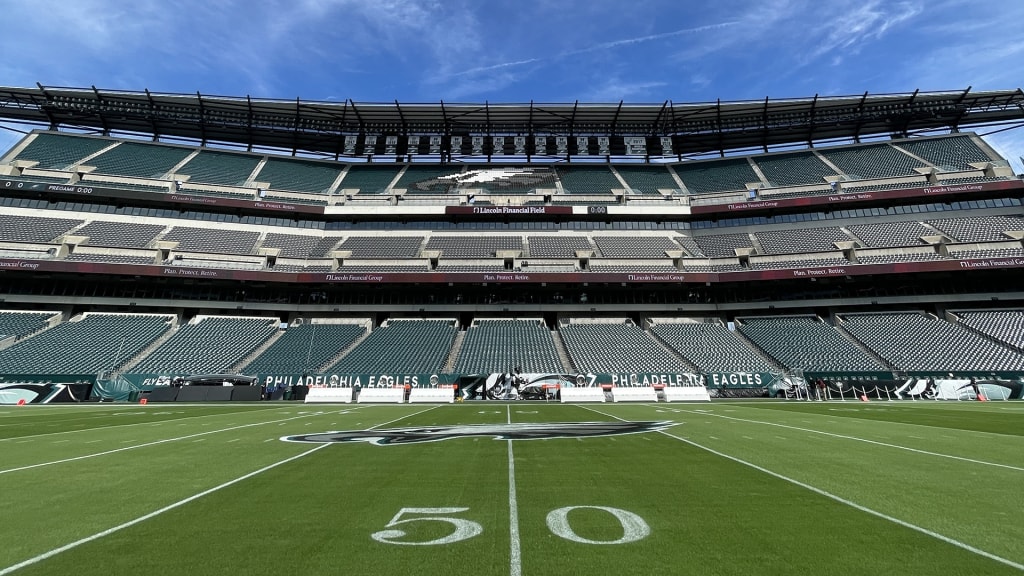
[0,85,1022,403]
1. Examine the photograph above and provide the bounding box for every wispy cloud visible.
[803,0,923,62]
[444,21,738,80]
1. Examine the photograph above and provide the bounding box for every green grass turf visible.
[1,401,1022,575]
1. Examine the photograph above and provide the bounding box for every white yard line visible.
[0,405,296,442]
[579,405,1024,572]
[0,411,332,476]
[676,409,1024,473]
[658,430,1024,572]
[0,444,332,576]
[506,405,522,576]
[0,405,438,575]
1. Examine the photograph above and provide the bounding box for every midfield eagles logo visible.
[281,421,673,446]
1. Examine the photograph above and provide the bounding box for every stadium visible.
[2,84,1024,575]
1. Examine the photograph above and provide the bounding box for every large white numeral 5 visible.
[371,507,484,546]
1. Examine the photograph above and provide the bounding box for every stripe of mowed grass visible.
[0,405,321,471]
[742,400,1024,437]
[0,404,287,440]
[674,402,1024,472]
[575,403,1024,574]
[0,405,516,576]
[0,405,398,570]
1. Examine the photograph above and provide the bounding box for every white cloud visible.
[436,20,738,99]
[584,79,669,102]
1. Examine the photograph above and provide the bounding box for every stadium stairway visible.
[830,315,897,371]
[230,327,286,373]
[730,324,787,372]
[443,330,467,373]
[116,316,180,373]
[946,310,1024,355]
[317,328,372,372]
[646,326,702,373]
[551,329,574,373]
[747,232,765,255]
[0,311,62,352]
[841,226,869,248]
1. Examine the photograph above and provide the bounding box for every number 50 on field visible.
[371,506,650,546]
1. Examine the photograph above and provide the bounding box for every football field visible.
[1,401,1022,575]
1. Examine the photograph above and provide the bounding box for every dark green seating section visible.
[738,316,887,372]
[593,236,678,257]
[328,319,457,373]
[0,311,55,340]
[651,321,774,373]
[243,322,367,374]
[954,309,1024,350]
[675,158,760,195]
[132,316,278,374]
[338,166,402,194]
[753,152,836,188]
[895,136,992,171]
[87,142,193,179]
[255,157,342,194]
[556,166,621,194]
[560,321,691,373]
[616,166,679,195]
[425,236,521,258]
[74,221,164,248]
[0,215,82,243]
[819,143,925,180]
[178,150,260,186]
[13,133,112,170]
[338,236,423,258]
[0,313,172,374]
[840,312,1024,372]
[453,319,563,373]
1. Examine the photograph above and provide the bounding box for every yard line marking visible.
[578,406,1024,572]
[0,406,435,575]
[506,405,522,576]
[0,443,332,576]
[0,412,328,476]
[0,406,289,443]
[655,430,1024,569]
[676,410,1024,473]
[658,430,1024,572]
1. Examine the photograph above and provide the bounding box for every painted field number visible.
[371,507,483,546]
[372,505,649,546]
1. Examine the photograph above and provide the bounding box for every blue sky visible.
[1,0,1022,170]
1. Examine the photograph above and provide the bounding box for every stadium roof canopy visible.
[0,84,1022,158]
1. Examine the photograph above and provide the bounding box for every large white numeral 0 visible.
[545,506,651,545]
[371,507,483,546]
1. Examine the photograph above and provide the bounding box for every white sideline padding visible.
[560,387,606,403]
[611,386,658,402]
[663,386,711,402]
[356,387,406,404]
[408,387,455,403]
[304,387,354,403]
